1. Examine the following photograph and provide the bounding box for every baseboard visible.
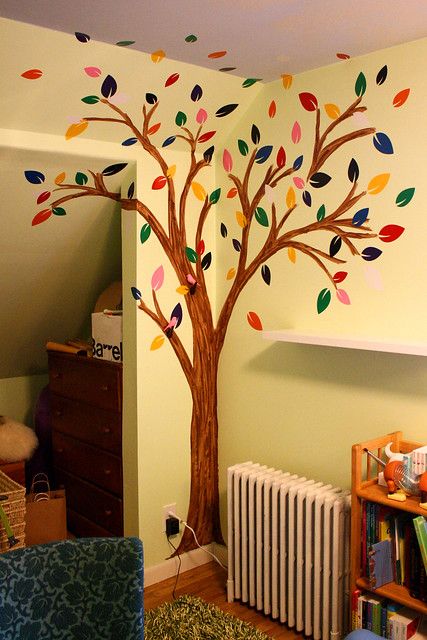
[144,543,227,587]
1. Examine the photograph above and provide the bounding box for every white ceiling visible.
[0,0,426,81]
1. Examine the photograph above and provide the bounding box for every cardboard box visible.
[91,312,122,362]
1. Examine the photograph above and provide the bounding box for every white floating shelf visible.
[262,330,427,356]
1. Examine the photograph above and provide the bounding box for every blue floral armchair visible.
[0,537,144,640]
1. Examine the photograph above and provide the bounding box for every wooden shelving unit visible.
[351,431,427,618]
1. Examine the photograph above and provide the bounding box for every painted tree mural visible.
[26,64,414,555]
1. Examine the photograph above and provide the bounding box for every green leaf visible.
[140,223,151,245]
[355,72,367,97]
[395,187,415,207]
[116,40,135,47]
[185,247,198,263]
[81,95,100,104]
[255,207,269,227]
[75,172,88,185]
[316,204,326,221]
[185,34,198,43]
[242,78,259,88]
[209,188,221,204]
[52,207,66,216]
[238,139,249,156]
[175,111,187,126]
[317,288,331,314]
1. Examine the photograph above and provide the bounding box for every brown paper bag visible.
[25,474,67,545]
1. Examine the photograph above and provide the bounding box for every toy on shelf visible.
[419,471,427,510]
[365,441,426,502]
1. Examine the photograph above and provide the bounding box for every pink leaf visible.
[151,265,164,291]
[84,66,102,77]
[336,289,351,305]
[223,149,233,172]
[293,176,305,190]
[196,108,208,124]
[291,121,301,143]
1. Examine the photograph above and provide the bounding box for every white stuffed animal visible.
[0,415,38,462]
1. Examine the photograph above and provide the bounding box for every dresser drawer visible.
[48,353,122,411]
[51,395,121,455]
[55,469,123,535]
[66,508,116,538]
[52,431,122,496]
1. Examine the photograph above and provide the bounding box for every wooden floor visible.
[144,561,302,639]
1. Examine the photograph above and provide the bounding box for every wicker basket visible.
[0,470,26,552]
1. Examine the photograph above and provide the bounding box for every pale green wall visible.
[0,374,48,426]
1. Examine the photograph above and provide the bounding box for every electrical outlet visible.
[162,503,177,532]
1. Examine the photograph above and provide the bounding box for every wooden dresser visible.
[48,352,123,538]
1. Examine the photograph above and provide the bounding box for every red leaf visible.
[247,311,263,331]
[393,88,410,108]
[197,240,205,255]
[227,187,238,198]
[152,175,167,190]
[268,100,276,118]
[165,73,180,87]
[32,208,51,226]
[21,68,43,79]
[147,122,161,135]
[336,52,351,60]
[379,224,405,242]
[333,271,348,284]
[36,191,51,205]
[198,130,216,144]
[276,146,286,168]
[299,92,318,111]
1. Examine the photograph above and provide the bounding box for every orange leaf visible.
[147,122,161,135]
[151,49,165,63]
[287,247,296,263]
[21,68,43,79]
[54,172,66,185]
[226,268,236,280]
[286,187,296,208]
[167,165,176,178]
[324,103,340,119]
[227,187,238,199]
[268,100,277,118]
[281,74,293,89]
[32,208,52,226]
[208,51,227,59]
[367,173,390,195]
[176,285,189,295]
[236,211,247,228]
[65,120,88,140]
[393,88,410,108]
[247,311,263,331]
[150,335,165,351]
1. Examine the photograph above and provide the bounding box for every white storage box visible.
[91,312,122,362]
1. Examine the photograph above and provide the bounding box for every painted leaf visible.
[333,271,348,284]
[147,122,161,135]
[367,173,390,195]
[238,139,249,156]
[175,111,187,126]
[127,182,135,199]
[81,95,100,104]
[276,146,286,168]
[191,84,203,101]
[291,121,301,143]
[317,204,326,221]
[152,175,167,190]
[223,149,233,172]
[209,188,221,204]
[162,136,176,147]
[84,66,102,77]
[24,170,45,184]
[227,188,237,198]
[361,246,383,261]
[146,92,158,104]
[198,130,216,143]
[293,176,305,190]
[75,172,88,185]
[336,289,351,305]
[226,268,236,280]
[242,78,258,88]
[54,172,66,185]
[281,74,293,89]
[52,207,66,216]
[255,207,269,227]
[373,132,393,154]
[102,162,127,176]
[352,207,369,226]
[140,223,151,244]
[376,65,388,85]
[150,335,165,351]
[251,124,260,145]
[195,240,205,256]
[324,103,340,119]
[309,172,331,188]
[232,239,241,252]
[247,311,263,331]
[131,287,142,301]
[203,146,214,163]
[348,158,359,183]
[196,108,208,124]
[151,50,165,63]
[65,120,88,140]
[171,303,183,328]
[201,252,212,270]
[185,247,198,263]
[21,68,43,79]
[176,285,189,295]
[165,73,179,87]
[116,40,135,47]
[122,137,138,146]
[255,145,273,164]
[261,265,271,286]
[151,265,164,291]
[101,75,117,98]
[206,50,226,59]
[293,155,303,170]
[287,247,296,263]
[32,208,52,226]
[185,34,197,43]
[396,187,415,207]
[235,211,247,228]
[268,101,276,118]
[299,92,318,111]
[393,88,410,107]
[191,182,207,201]
[219,67,236,72]
[317,288,331,314]
[329,235,342,257]
[216,103,238,117]
[75,32,90,43]
[302,190,312,207]
[220,223,228,238]
[286,187,296,208]
[336,52,350,60]
[379,224,404,242]
[355,72,367,97]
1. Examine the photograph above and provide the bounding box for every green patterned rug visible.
[145,594,270,640]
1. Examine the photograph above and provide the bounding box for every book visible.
[413,515,427,576]
[369,538,394,589]
[351,589,361,630]
[388,607,422,640]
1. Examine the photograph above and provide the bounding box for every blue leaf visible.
[162,136,176,147]
[220,222,228,238]
[122,137,138,146]
[75,32,90,43]
[171,303,183,328]
[232,238,241,252]
[293,155,303,170]
[101,75,117,99]
[24,170,45,184]
[352,207,369,226]
[329,235,342,257]
[373,132,393,155]
[362,246,383,261]
[302,190,312,206]
[131,287,141,300]
[255,145,273,164]
[191,84,203,102]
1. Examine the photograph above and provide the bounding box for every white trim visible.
[144,544,224,587]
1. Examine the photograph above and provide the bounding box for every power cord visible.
[166,511,227,570]
[165,533,181,599]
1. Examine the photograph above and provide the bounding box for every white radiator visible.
[227,462,351,640]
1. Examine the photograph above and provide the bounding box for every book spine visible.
[351,589,361,629]
[413,516,427,575]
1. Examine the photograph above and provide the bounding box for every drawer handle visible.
[101,385,109,392]
[52,372,61,379]
[103,427,111,434]
[104,509,112,517]
[56,448,64,454]
[104,469,112,475]
[54,410,62,417]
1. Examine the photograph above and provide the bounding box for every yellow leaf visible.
[324,103,341,119]
[65,119,88,140]
[226,267,236,280]
[54,171,66,185]
[235,211,247,228]
[176,285,189,295]
[151,49,165,63]
[287,247,296,263]
[367,173,390,195]
[281,74,293,89]
[191,182,207,201]
[167,164,176,178]
[286,186,296,209]
[150,335,165,351]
